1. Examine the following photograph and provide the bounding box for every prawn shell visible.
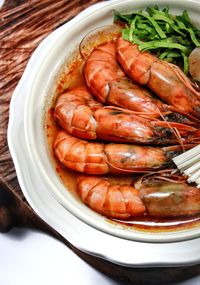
[77,176,145,219]
[84,42,124,102]
[54,131,109,174]
[54,87,102,140]
[116,36,154,85]
[107,79,165,115]
[94,108,155,143]
[139,181,200,217]
[148,62,199,114]
[105,144,170,172]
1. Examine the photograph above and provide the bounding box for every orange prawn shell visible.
[84,41,125,102]
[77,176,146,219]
[54,87,102,140]
[54,131,109,174]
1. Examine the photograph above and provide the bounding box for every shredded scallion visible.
[114,6,200,74]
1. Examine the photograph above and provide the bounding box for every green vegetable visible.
[114,6,200,74]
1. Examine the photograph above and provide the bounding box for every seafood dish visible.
[45,6,200,232]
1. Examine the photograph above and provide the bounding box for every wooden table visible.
[1,0,200,283]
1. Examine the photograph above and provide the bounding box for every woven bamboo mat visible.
[1,1,200,283]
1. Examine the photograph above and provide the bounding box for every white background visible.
[0,228,200,285]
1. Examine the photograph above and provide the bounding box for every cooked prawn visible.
[77,175,200,219]
[54,87,199,144]
[54,131,186,175]
[116,37,200,120]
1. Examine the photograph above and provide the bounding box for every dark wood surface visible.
[1,0,200,283]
